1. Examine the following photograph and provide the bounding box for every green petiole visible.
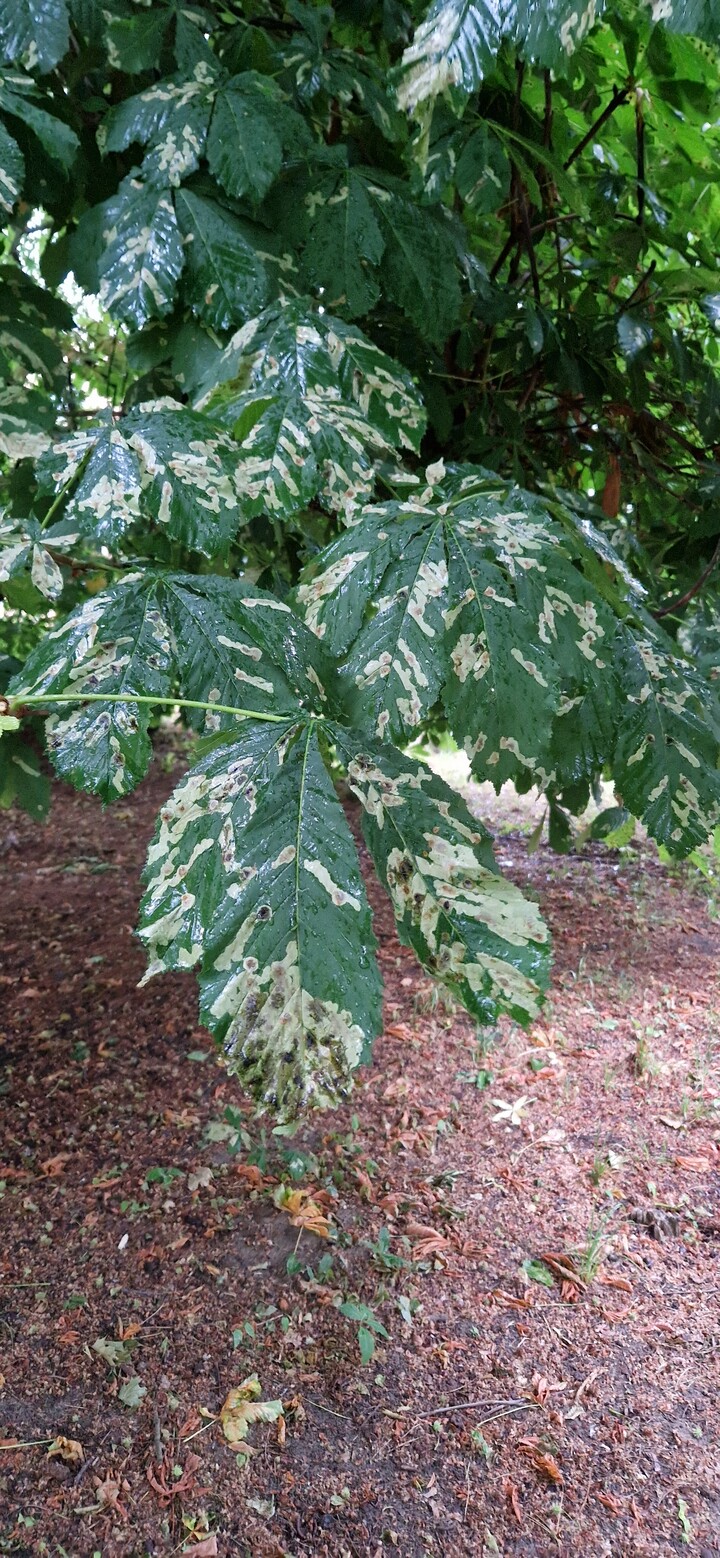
[9,691,306,724]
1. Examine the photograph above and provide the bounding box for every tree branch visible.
[635,95,645,227]
[653,536,720,619]
[563,83,631,170]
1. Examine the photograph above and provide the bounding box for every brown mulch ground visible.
[1,745,719,1557]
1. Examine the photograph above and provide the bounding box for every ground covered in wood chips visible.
[1,745,719,1558]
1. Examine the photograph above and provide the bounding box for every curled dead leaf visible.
[517,1437,564,1485]
[47,1435,84,1466]
[273,1185,334,1239]
[220,1376,284,1446]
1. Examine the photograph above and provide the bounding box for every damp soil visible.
[1,742,719,1557]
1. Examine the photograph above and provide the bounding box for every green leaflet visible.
[396,0,506,114]
[37,403,252,555]
[98,177,184,330]
[104,8,172,74]
[395,0,607,115]
[0,519,64,599]
[0,385,57,462]
[0,266,72,389]
[0,0,69,73]
[159,574,332,733]
[613,626,720,852]
[361,176,462,345]
[206,72,310,205]
[174,189,272,332]
[101,66,217,169]
[651,0,720,41]
[9,572,329,800]
[10,575,175,799]
[339,519,449,741]
[302,170,385,318]
[0,727,49,818]
[455,125,510,214]
[198,301,426,520]
[0,119,23,214]
[0,76,78,168]
[139,720,382,1119]
[333,729,550,1025]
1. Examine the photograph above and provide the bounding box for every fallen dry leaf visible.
[47,1436,84,1466]
[147,1450,201,1503]
[93,1471,130,1522]
[273,1185,334,1239]
[184,1538,218,1557]
[596,1489,623,1515]
[518,1437,564,1485]
[532,1374,549,1405]
[235,1163,267,1190]
[220,1376,284,1446]
[596,1272,633,1293]
[40,1153,71,1177]
[503,1476,523,1524]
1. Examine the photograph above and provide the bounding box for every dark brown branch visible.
[543,71,553,151]
[517,183,541,304]
[491,80,630,282]
[563,83,631,170]
[653,536,720,619]
[635,95,645,227]
[489,229,518,281]
[618,259,656,314]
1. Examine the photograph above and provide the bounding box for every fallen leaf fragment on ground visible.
[47,1435,84,1465]
[182,1537,217,1557]
[492,1096,534,1126]
[273,1184,334,1238]
[517,1437,564,1484]
[220,1376,284,1445]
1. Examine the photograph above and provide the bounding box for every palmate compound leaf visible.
[300,167,462,340]
[198,300,426,521]
[332,728,549,1025]
[138,719,383,1120]
[395,0,607,116]
[36,402,257,555]
[8,573,331,801]
[298,465,720,856]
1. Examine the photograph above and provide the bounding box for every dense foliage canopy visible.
[1,0,719,1119]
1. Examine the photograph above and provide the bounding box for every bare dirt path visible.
[1,749,719,1556]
